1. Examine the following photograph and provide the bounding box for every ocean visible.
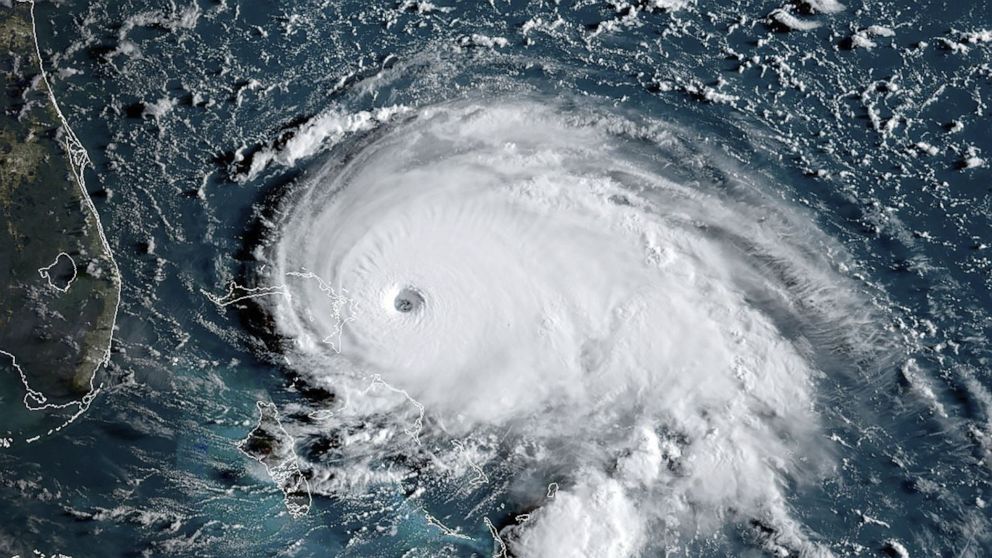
[1,0,990,556]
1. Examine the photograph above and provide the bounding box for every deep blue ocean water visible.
[1,0,991,556]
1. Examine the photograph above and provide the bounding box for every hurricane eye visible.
[393,287,424,314]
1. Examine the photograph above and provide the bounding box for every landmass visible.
[237,401,312,518]
[0,1,121,442]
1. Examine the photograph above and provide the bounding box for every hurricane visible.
[254,96,889,556]
[3,1,990,556]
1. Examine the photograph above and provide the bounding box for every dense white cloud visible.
[263,100,877,555]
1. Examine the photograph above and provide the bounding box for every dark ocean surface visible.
[1,0,991,556]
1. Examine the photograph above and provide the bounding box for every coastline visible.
[0,0,122,442]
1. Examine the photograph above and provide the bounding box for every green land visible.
[0,2,120,435]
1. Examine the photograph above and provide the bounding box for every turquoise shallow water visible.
[1,0,991,556]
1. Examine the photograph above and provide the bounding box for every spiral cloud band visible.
[263,99,879,556]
